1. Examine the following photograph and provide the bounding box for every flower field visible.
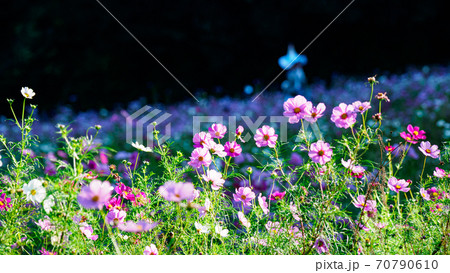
[1,66,450,255]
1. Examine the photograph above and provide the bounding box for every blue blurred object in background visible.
[279,44,309,96]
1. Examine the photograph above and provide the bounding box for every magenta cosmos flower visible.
[158,181,195,202]
[143,244,158,255]
[353,195,376,212]
[331,103,357,129]
[388,177,410,193]
[106,209,127,227]
[254,125,278,148]
[233,187,256,206]
[418,141,440,159]
[304,103,326,123]
[407,124,426,140]
[188,147,212,168]
[236,125,245,142]
[314,238,329,254]
[202,169,225,190]
[224,141,242,157]
[193,132,212,148]
[208,123,227,139]
[77,180,112,209]
[283,95,312,124]
[308,140,333,165]
[0,190,12,211]
[352,101,371,113]
[270,191,286,201]
[114,183,135,201]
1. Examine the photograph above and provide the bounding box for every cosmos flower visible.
[106,209,127,227]
[188,147,212,168]
[77,180,112,209]
[283,95,312,124]
[215,225,229,237]
[400,132,418,144]
[330,103,357,129]
[202,169,225,190]
[131,141,152,152]
[43,195,55,214]
[418,141,440,159]
[236,126,245,142]
[105,196,123,211]
[143,244,158,255]
[202,139,227,157]
[79,223,98,240]
[353,195,377,212]
[374,223,387,229]
[238,211,251,229]
[304,103,326,123]
[387,177,410,193]
[22,179,47,204]
[258,193,269,214]
[308,140,333,165]
[270,191,286,201]
[193,132,212,148]
[194,222,210,234]
[314,237,329,254]
[21,87,35,99]
[158,181,195,202]
[39,248,57,255]
[407,125,426,140]
[352,101,371,113]
[233,187,256,207]
[420,188,430,201]
[118,220,157,233]
[208,123,227,139]
[35,217,54,231]
[254,125,278,148]
[115,183,135,201]
[0,190,12,211]
[433,167,446,178]
[224,141,242,157]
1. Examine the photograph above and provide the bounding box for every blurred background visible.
[0,0,448,115]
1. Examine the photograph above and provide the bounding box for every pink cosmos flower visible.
[36,217,54,231]
[330,103,357,129]
[270,191,286,201]
[193,132,212,148]
[158,181,195,202]
[388,177,410,193]
[258,193,269,214]
[420,188,430,201]
[236,125,245,142]
[283,95,312,124]
[304,103,326,123]
[202,139,227,157]
[426,187,443,201]
[434,167,446,178]
[105,196,123,211]
[132,190,148,207]
[350,165,365,179]
[202,169,225,190]
[233,187,256,206]
[0,190,12,211]
[353,195,376,212]
[208,123,227,139]
[308,140,333,165]
[77,180,112,210]
[118,220,157,233]
[290,202,301,221]
[238,211,251,228]
[254,125,278,148]
[352,101,371,113]
[400,132,418,144]
[418,141,440,159]
[407,124,426,140]
[385,146,395,153]
[79,223,98,240]
[114,183,135,201]
[265,221,283,235]
[143,244,158,255]
[39,248,57,255]
[314,238,329,254]
[106,209,127,227]
[188,147,212,168]
[224,141,242,157]
[374,222,387,229]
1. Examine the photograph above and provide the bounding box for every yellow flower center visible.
[264,135,270,141]
[92,195,99,202]
[341,113,348,119]
[215,132,220,136]
[198,156,204,161]
[311,112,317,118]
[294,108,301,114]
[395,185,401,189]
[31,189,37,196]
[241,195,246,200]
[229,148,235,153]
[358,106,364,111]
[426,149,431,153]
[0,201,4,206]
[318,150,324,156]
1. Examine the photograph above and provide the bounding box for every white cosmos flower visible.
[22,179,46,204]
[215,225,229,237]
[43,195,55,213]
[21,87,36,99]
[194,222,210,234]
[0,154,3,167]
[131,141,153,152]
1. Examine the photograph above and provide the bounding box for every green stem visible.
[100,210,122,255]
[420,156,427,183]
